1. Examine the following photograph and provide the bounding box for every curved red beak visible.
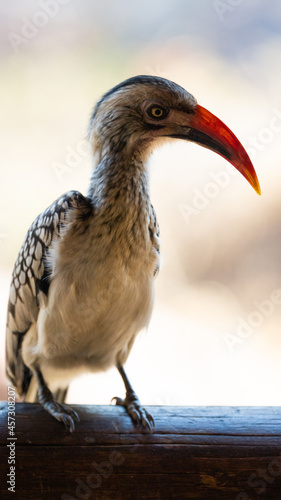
[187,105,261,195]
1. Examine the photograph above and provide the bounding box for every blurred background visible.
[1,0,281,407]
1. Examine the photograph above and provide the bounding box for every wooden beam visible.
[1,403,281,499]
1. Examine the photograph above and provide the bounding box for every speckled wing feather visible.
[5,190,88,396]
[149,203,160,276]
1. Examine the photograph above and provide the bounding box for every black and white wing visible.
[149,203,160,277]
[5,190,90,396]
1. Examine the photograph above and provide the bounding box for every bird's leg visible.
[113,363,154,432]
[34,366,79,433]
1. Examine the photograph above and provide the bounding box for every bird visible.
[5,75,261,433]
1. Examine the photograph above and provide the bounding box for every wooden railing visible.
[1,403,281,499]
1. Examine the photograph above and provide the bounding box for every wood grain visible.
[1,403,281,499]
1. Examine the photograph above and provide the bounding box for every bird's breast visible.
[38,214,159,371]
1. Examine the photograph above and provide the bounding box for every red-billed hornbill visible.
[6,76,260,432]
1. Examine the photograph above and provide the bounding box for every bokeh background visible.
[1,0,281,407]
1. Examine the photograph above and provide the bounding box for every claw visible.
[43,401,80,432]
[140,409,155,433]
[35,369,80,432]
[61,404,80,422]
[111,396,125,407]
[113,394,154,432]
[60,414,76,433]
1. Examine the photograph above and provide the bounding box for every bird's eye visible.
[146,105,168,120]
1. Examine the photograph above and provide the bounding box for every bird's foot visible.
[43,400,79,432]
[38,388,79,432]
[112,391,154,433]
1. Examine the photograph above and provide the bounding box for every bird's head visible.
[89,75,260,194]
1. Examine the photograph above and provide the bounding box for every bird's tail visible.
[54,387,69,404]
[24,375,69,404]
[24,375,38,402]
